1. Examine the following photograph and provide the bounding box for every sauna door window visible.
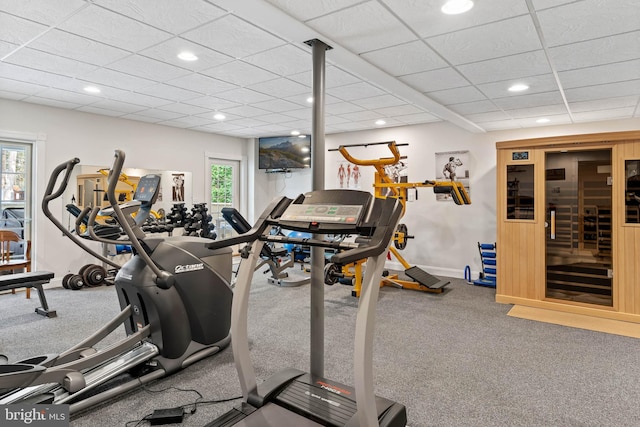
[506,164,534,220]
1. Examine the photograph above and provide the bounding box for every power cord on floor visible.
[123,385,242,426]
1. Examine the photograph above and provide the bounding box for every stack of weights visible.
[166,203,188,227]
[183,203,217,240]
[141,216,174,234]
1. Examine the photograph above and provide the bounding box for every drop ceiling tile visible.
[338,110,384,122]
[565,80,640,102]
[106,55,191,82]
[493,91,564,110]
[59,6,172,51]
[325,102,365,115]
[4,48,98,77]
[203,61,279,86]
[216,88,273,104]
[427,15,541,65]
[78,68,154,91]
[29,30,131,66]
[328,121,372,132]
[288,66,360,89]
[558,60,640,89]
[516,114,572,127]
[457,50,551,85]
[120,113,163,123]
[182,15,285,59]
[476,74,559,98]
[252,123,291,134]
[0,0,87,26]
[252,98,301,113]
[167,115,214,127]
[308,2,415,54]
[166,73,237,95]
[326,81,387,102]
[569,96,640,113]
[466,111,512,123]
[136,83,202,102]
[282,94,315,107]
[480,120,520,130]
[279,119,310,130]
[158,102,210,116]
[531,0,577,10]
[243,44,312,77]
[537,0,640,48]
[360,40,447,77]
[182,95,240,110]
[382,0,529,39]
[89,99,148,113]
[26,86,100,106]
[253,112,298,124]
[0,90,28,100]
[399,67,468,93]
[158,119,191,128]
[427,86,486,105]
[76,105,126,117]
[0,78,47,96]
[325,115,350,125]
[0,40,18,58]
[281,108,312,120]
[195,122,245,133]
[194,111,242,122]
[265,0,364,21]
[351,94,406,109]
[139,37,234,72]
[225,117,270,128]
[23,96,81,109]
[95,0,226,34]
[549,31,640,72]
[505,104,568,119]
[103,86,171,108]
[0,12,48,46]
[449,100,500,115]
[248,78,309,98]
[223,105,271,117]
[376,104,425,117]
[572,107,636,122]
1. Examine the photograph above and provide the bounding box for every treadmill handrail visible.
[42,158,120,269]
[205,196,292,251]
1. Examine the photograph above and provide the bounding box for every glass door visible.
[545,149,613,306]
[208,158,240,240]
[0,142,31,259]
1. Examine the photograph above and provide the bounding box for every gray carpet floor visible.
[2,275,640,427]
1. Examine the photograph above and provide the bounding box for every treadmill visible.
[204,189,406,427]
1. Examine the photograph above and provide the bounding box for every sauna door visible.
[545,149,613,306]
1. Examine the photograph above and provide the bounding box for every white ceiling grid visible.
[0,0,637,138]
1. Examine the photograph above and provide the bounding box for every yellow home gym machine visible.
[328,141,471,296]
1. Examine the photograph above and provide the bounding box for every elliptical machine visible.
[0,150,233,413]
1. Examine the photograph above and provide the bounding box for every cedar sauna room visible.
[496,130,640,326]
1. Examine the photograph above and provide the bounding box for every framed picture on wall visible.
[435,150,470,201]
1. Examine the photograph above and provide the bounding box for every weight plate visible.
[68,274,84,290]
[394,223,409,250]
[83,265,106,287]
[62,273,74,289]
[323,263,340,286]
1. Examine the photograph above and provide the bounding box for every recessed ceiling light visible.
[508,83,529,92]
[298,134,307,138]
[375,119,386,125]
[214,113,226,120]
[536,118,550,123]
[83,86,101,94]
[441,0,474,15]
[177,51,198,61]
[306,97,314,103]
[291,130,300,136]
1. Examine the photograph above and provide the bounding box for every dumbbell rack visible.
[474,242,496,288]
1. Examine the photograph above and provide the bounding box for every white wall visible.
[0,99,248,278]
[253,117,640,279]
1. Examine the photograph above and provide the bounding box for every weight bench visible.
[0,271,56,317]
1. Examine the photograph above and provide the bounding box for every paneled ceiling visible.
[1,0,639,138]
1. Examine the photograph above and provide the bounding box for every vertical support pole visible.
[307,38,330,378]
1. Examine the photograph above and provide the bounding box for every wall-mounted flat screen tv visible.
[258,135,311,171]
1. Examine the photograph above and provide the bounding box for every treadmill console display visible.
[133,174,161,204]
[280,204,363,224]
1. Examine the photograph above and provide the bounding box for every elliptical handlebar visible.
[42,158,120,269]
[105,150,174,290]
